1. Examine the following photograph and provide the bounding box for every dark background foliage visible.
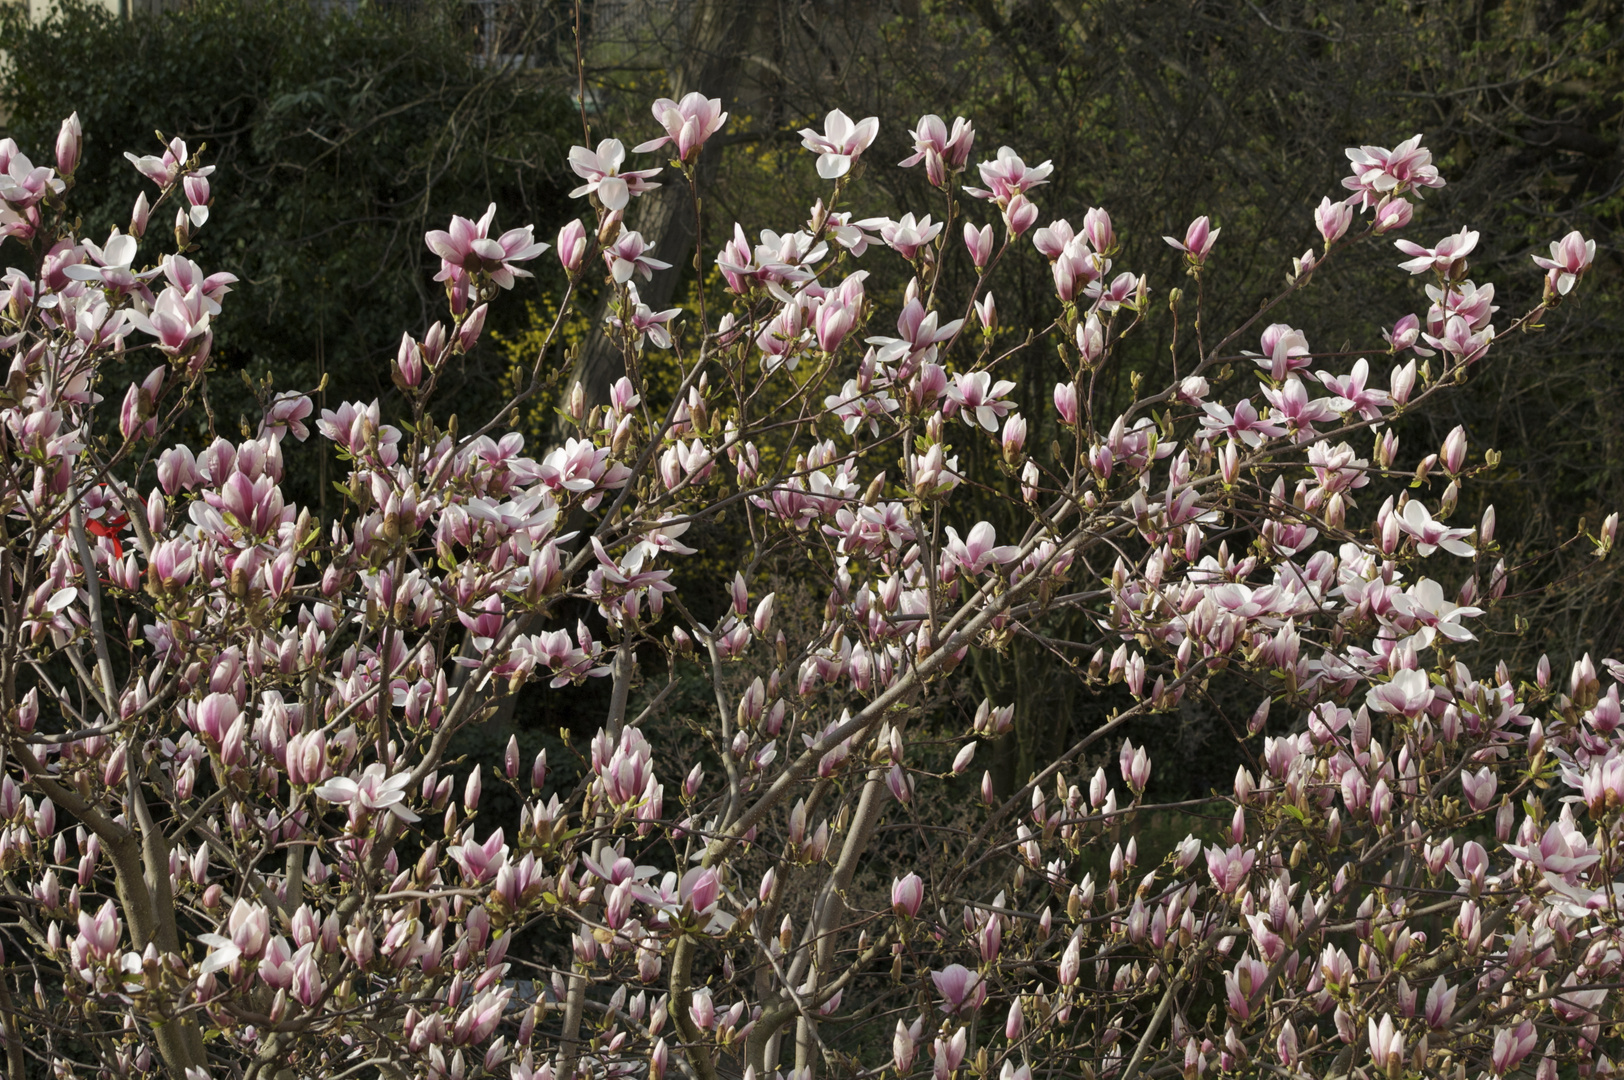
[0,0,578,509]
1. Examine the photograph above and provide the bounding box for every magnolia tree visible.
[0,95,1616,1080]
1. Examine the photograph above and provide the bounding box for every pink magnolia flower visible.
[634,93,729,162]
[290,944,324,1008]
[942,522,1020,575]
[568,139,662,211]
[1461,766,1497,812]
[1198,398,1286,449]
[424,205,547,290]
[1343,135,1445,207]
[608,284,680,349]
[798,109,880,180]
[1531,230,1595,295]
[1504,814,1600,877]
[1366,668,1433,718]
[453,986,512,1045]
[198,899,270,974]
[894,1019,922,1072]
[1316,359,1391,420]
[1205,844,1255,893]
[899,114,975,186]
[877,213,943,260]
[603,230,672,284]
[1004,194,1040,236]
[1385,313,1422,353]
[1165,216,1219,263]
[963,223,994,268]
[1315,195,1353,243]
[1372,196,1414,234]
[557,219,589,274]
[261,392,313,442]
[1425,976,1459,1029]
[1491,1022,1537,1076]
[1394,228,1479,275]
[126,285,211,358]
[1397,499,1475,557]
[75,900,122,962]
[1255,323,1311,381]
[54,112,81,176]
[449,828,510,883]
[945,370,1015,431]
[1422,312,1493,366]
[314,764,421,822]
[965,146,1053,205]
[124,136,211,189]
[931,963,985,1014]
[1053,380,1079,426]
[61,230,150,292]
[891,872,924,917]
[1367,1013,1405,1075]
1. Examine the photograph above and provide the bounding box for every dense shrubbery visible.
[0,0,575,470]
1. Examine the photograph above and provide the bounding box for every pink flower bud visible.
[974,291,997,333]
[1373,196,1413,234]
[1076,312,1105,366]
[891,872,924,918]
[1053,380,1079,426]
[458,304,488,352]
[1001,413,1028,465]
[55,112,82,177]
[1314,196,1352,244]
[752,593,775,636]
[951,742,976,775]
[557,219,589,275]
[1084,206,1115,253]
[963,223,993,269]
[1440,425,1467,476]
[1166,215,1219,263]
[130,192,151,238]
[684,867,720,914]
[1004,194,1039,237]
[464,765,482,812]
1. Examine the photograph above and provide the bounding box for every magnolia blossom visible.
[798,109,880,179]
[964,146,1054,205]
[899,114,975,185]
[634,93,728,162]
[424,204,548,289]
[1366,668,1433,718]
[1165,216,1219,263]
[1531,230,1595,295]
[1343,135,1445,206]
[942,522,1020,575]
[568,139,662,211]
[314,764,421,822]
[603,230,672,284]
[1394,228,1479,276]
[1396,499,1475,557]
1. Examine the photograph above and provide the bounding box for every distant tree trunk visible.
[562,0,750,420]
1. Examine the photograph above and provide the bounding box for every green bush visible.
[1,0,576,505]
